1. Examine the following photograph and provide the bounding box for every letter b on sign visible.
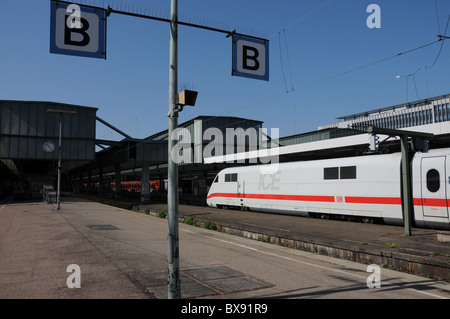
[50,1,106,59]
[232,34,269,81]
[242,45,260,71]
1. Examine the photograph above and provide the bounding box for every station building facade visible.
[319,93,450,131]
[67,115,266,204]
[3,93,450,204]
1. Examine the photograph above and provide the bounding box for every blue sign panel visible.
[50,1,106,59]
[232,34,269,81]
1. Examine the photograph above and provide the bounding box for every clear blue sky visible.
[1,0,450,142]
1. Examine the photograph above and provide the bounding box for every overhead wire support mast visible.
[167,0,179,300]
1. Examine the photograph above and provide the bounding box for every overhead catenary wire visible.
[214,2,447,122]
[278,32,288,93]
[271,0,334,94]
[46,0,449,155]
[407,73,420,101]
[111,35,449,156]
[211,4,444,122]
[435,0,442,35]
[172,37,445,132]
[85,0,446,149]
[283,30,295,92]
[268,0,334,40]
[277,30,295,93]
[123,53,450,152]
[431,14,450,69]
[294,39,443,93]
[397,13,450,101]
[192,0,334,90]
[413,74,420,100]
[193,2,446,124]
[196,38,445,129]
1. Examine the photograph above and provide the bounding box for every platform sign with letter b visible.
[232,34,269,81]
[50,1,106,59]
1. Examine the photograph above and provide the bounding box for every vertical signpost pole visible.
[167,0,180,299]
[50,0,268,298]
[56,113,63,210]
[46,109,76,210]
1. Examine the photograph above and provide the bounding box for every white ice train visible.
[206,147,450,230]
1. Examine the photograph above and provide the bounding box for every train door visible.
[237,178,245,208]
[221,172,239,206]
[237,179,242,197]
[420,156,448,218]
[232,173,242,198]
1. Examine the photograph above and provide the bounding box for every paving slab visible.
[138,201,450,282]
[3,195,450,301]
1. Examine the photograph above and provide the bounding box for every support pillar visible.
[114,164,121,199]
[400,134,412,236]
[141,162,150,203]
[88,170,92,193]
[99,167,104,196]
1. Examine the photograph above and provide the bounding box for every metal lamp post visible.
[49,0,254,299]
[167,0,180,299]
[46,109,77,210]
[167,0,199,298]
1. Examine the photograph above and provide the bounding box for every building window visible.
[426,169,440,193]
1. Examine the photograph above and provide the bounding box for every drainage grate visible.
[87,224,119,230]
[184,266,243,281]
[184,266,272,294]
[140,266,272,299]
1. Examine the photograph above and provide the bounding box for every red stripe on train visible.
[345,196,401,205]
[207,193,334,202]
[207,193,450,207]
[243,193,335,202]
[413,198,449,207]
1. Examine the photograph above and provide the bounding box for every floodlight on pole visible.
[177,89,198,112]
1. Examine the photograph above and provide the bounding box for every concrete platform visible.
[134,201,450,282]
[3,194,450,301]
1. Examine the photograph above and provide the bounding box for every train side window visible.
[426,169,440,192]
[340,166,357,179]
[225,173,237,182]
[324,167,339,180]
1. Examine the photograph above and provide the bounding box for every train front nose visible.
[206,185,217,208]
[206,192,216,207]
